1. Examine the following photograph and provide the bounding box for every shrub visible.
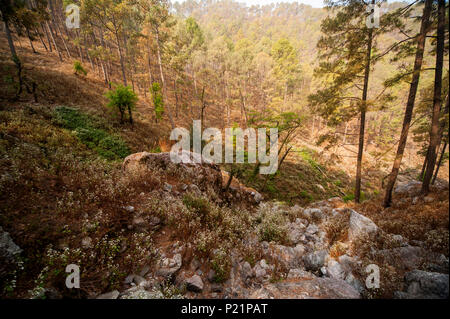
[150,82,164,121]
[106,84,138,124]
[73,60,87,76]
[210,249,231,283]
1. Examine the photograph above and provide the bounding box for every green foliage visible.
[343,191,366,203]
[150,82,164,120]
[210,249,231,283]
[105,85,138,124]
[73,60,87,76]
[183,194,211,219]
[53,106,130,160]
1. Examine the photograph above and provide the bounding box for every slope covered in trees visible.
[0,0,448,300]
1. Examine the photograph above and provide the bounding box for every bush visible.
[73,61,87,76]
[106,85,138,124]
[150,82,164,121]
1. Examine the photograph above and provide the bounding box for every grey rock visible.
[163,183,173,192]
[241,261,254,280]
[345,273,365,294]
[327,259,346,280]
[97,290,120,299]
[124,274,135,284]
[303,249,329,272]
[348,210,378,241]
[81,237,93,249]
[185,275,204,292]
[124,206,135,213]
[249,277,360,299]
[139,265,150,277]
[287,269,315,279]
[0,226,22,258]
[402,270,449,299]
[208,269,216,282]
[156,253,182,278]
[306,224,319,235]
[133,275,148,287]
[394,180,421,195]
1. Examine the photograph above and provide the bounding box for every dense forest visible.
[0,0,449,300]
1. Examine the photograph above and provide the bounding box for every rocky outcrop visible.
[250,277,361,299]
[348,210,378,241]
[0,226,22,280]
[395,270,449,299]
[123,151,223,193]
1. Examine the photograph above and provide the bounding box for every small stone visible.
[241,261,254,280]
[208,269,216,282]
[97,290,120,299]
[303,249,329,272]
[424,196,434,203]
[139,265,150,277]
[149,216,161,226]
[124,274,134,284]
[124,206,134,213]
[327,259,346,280]
[185,275,204,292]
[81,237,92,249]
[163,183,173,192]
[306,224,319,235]
[133,275,146,286]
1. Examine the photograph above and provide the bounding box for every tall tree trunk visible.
[26,27,37,53]
[355,13,374,203]
[383,0,432,207]
[432,140,447,185]
[47,21,62,61]
[155,28,175,129]
[422,0,446,194]
[41,23,52,52]
[115,31,127,86]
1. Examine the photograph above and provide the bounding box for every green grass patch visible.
[53,106,130,160]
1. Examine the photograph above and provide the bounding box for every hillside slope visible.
[0,35,448,300]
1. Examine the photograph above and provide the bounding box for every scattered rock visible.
[123,206,135,213]
[327,259,346,280]
[249,277,360,299]
[156,253,182,278]
[97,290,120,299]
[163,183,173,192]
[306,224,319,235]
[81,237,93,249]
[287,269,315,279]
[241,261,254,280]
[185,275,204,292]
[395,270,449,299]
[303,250,329,272]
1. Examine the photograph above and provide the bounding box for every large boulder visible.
[348,210,378,242]
[0,226,22,280]
[395,270,449,299]
[394,180,422,196]
[122,151,223,193]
